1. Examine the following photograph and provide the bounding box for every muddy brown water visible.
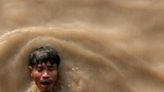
[0,0,164,92]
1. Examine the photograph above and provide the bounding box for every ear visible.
[28,66,32,71]
[28,66,33,77]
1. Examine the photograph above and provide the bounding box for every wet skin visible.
[30,62,58,92]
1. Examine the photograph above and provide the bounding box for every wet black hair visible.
[28,46,60,68]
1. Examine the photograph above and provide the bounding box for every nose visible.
[42,71,50,79]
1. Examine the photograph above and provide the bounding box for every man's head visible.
[28,46,60,92]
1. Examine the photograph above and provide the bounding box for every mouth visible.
[40,80,51,87]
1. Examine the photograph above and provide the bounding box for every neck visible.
[39,88,54,92]
[41,90,52,92]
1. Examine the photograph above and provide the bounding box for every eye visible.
[36,66,44,72]
[48,66,57,71]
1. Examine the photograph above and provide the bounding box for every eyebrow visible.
[36,64,56,67]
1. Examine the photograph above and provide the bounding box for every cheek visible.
[31,71,41,80]
[51,71,58,80]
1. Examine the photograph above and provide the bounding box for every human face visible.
[30,62,58,92]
